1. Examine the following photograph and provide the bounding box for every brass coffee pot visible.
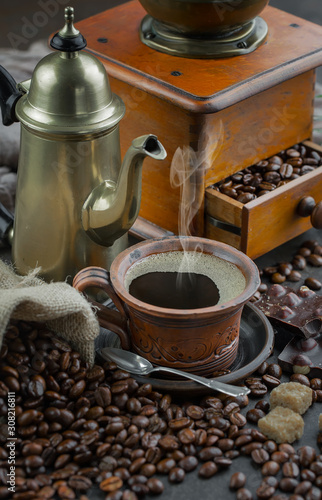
[0,7,166,282]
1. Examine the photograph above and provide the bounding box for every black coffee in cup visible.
[129,271,220,309]
[124,251,246,310]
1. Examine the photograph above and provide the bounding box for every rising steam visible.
[170,121,224,241]
[169,121,224,285]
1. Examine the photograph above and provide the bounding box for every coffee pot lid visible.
[16,6,125,134]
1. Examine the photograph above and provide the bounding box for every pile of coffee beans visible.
[239,362,322,499]
[212,143,322,204]
[253,239,322,297]
[229,440,322,499]
[0,321,250,499]
[0,321,321,500]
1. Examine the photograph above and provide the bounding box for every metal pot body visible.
[12,125,128,282]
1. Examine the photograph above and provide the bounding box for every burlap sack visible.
[0,259,100,365]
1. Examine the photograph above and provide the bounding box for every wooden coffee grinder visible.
[77,0,322,258]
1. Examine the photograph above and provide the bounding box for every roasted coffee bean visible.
[198,446,222,461]
[258,283,268,294]
[167,466,185,483]
[316,390,322,402]
[271,272,286,284]
[280,163,293,178]
[225,450,240,460]
[255,400,270,414]
[197,461,217,479]
[262,374,281,388]
[271,451,290,464]
[292,255,307,270]
[251,448,270,465]
[256,482,276,499]
[27,375,46,398]
[177,455,198,472]
[230,471,246,489]
[121,490,138,500]
[263,267,278,277]
[306,486,322,500]
[177,428,195,444]
[126,475,148,487]
[246,408,266,424]
[259,182,276,191]
[241,442,263,455]
[68,475,92,491]
[236,487,253,500]
[230,412,247,427]
[283,462,300,478]
[24,455,44,468]
[104,492,123,500]
[21,443,43,457]
[314,245,322,255]
[129,458,147,475]
[262,441,277,455]
[294,480,312,496]
[290,373,311,387]
[307,254,322,266]
[130,483,149,496]
[268,155,283,165]
[237,192,256,203]
[99,476,123,492]
[139,464,156,478]
[264,171,280,183]
[156,458,176,474]
[185,405,204,420]
[217,438,234,452]
[310,378,322,390]
[261,460,280,476]
[68,380,86,399]
[145,447,162,465]
[235,434,253,448]
[267,363,282,378]
[305,277,322,290]
[288,270,302,282]
[298,246,312,257]
[146,477,164,494]
[310,461,322,475]
[300,468,316,482]
[56,439,78,454]
[158,435,179,451]
[168,417,190,430]
[279,444,296,456]
[257,361,269,376]
[279,477,299,492]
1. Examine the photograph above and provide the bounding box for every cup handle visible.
[73,266,131,350]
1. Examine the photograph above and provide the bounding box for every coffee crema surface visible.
[124,251,246,309]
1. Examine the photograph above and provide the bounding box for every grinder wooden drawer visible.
[205,141,322,259]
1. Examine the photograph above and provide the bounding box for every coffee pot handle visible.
[0,65,22,126]
[73,266,131,350]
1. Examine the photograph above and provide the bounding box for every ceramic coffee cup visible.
[73,236,260,376]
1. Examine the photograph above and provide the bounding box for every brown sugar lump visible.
[319,414,322,431]
[269,381,313,415]
[258,406,304,444]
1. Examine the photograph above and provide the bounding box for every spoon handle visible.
[151,366,250,397]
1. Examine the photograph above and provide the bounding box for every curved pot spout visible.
[82,134,166,247]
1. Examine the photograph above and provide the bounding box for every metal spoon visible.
[97,347,250,397]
